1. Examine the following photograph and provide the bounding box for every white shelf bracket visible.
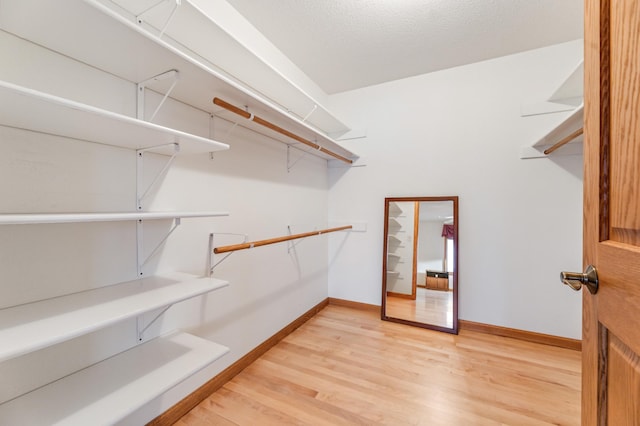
[137,305,172,342]
[302,104,318,123]
[136,217,181,278]
[136,0,182,39]
[208,232,248,276]
[287,144,320,172]
[141,217,181,270]
[136,69,180,122]
[136,143,180,210]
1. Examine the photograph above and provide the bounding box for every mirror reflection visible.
[382,196,458,333]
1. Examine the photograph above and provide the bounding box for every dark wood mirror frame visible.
[381,196,459,334]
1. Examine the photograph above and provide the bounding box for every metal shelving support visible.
[208,232,248,276]
[136,0,183,39]
[137,69,180,123]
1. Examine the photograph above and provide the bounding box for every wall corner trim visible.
[328,297,380,312]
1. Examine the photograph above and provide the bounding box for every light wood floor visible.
[386,287,453,328]
[177,305,581,425]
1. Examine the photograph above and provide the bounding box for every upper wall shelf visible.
[520,104,584,159]
[548,61,584,104]
[0,0,356,163]
[0,80,228,154]
[521,61,583,117]
[115,0,349,136]
[520,58,584,159]
[0,211,228,225]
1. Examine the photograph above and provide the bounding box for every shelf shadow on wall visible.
[193,267,330,338]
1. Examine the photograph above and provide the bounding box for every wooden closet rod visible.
[213,225,352,254]
[213,97,353,165]
[544,127,584,155]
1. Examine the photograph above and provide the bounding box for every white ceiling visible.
[225,0,584,94]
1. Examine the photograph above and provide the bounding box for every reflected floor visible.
[386,287,453,328]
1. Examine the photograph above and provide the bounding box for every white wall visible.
[327,40,584,339]
[0,28,335,423]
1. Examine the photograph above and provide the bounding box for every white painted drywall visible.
[327,39,584,339]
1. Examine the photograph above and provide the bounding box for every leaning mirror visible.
[382,196,458,334]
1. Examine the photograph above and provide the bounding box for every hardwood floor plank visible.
[259,347,499,426]
[264,338,573,425]
[229,370,370,426]
[175,405,237,426]
[200,388,298,425]
[177,305,580,425]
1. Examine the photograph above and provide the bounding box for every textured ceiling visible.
[225,0,584,94]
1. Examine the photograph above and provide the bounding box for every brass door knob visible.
[561,265,599,294]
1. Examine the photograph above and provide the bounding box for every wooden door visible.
[583,0,640,424]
